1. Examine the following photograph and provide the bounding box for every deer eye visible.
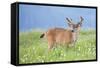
[77,23,82,27]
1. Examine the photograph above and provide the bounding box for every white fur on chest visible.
[72,32,78,43]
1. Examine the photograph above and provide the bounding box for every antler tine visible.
[80,16,84,23]
[70,18,72,21]
[66,18,72,23]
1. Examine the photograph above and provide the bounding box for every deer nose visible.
[71,29,77,32]
[71,30,74,32]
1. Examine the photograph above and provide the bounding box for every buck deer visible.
[40,16,84,50]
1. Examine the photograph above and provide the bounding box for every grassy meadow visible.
[19,30,96,64]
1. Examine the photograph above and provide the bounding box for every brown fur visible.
[45,28,75,49]
[40,17,84,50]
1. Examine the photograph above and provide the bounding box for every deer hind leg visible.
[48,41,54,50]
[47,36,55,50]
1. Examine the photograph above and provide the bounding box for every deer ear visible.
[77,22,82,27]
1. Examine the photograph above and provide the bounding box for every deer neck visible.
[67,28,79,43]
[71,30,79,43]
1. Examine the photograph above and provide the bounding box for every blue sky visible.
[19,4,96,32]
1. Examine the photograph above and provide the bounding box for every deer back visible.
[45,28,74,44]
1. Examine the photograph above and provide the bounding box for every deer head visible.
[66,16,84,32]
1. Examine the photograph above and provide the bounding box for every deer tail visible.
[40,33,45,38]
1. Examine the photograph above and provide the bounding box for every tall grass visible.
[19,30,96,64]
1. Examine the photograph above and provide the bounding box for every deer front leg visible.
[68,32,77,47]
[68,42,76,47]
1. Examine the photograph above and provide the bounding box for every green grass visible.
[19,30,96,64]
